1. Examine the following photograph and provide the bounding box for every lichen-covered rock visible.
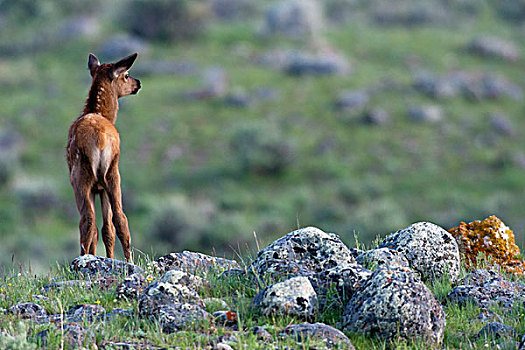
[342,265,445,344]
[447,268,525,309]
[67,304,106,322]
[116,273,147,300]
[448,216,523,273]
[379,222,460,282]
[251,276,318,318]
[310,263,372,310]
[477,322,517,339]
[250,227,355,279]
[154,251,240,274]
[157,303,209,332]
[468,36,519,61]
[356,247,410,270]
[280,323,355,349]
[159,269,211,291]
[138,281,204,319]
[8,302,47,319]
[447,285,490,308]
[71,254,144,277]
[64,322,95,348]
[251,259,313,284]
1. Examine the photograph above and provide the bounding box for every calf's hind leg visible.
[101,190,116,259]
[104,160,132,263]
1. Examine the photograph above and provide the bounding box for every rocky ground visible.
[2,216,525,349]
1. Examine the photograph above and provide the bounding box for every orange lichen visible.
[449,215,524,274]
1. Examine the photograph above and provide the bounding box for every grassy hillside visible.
[1,0,525,270]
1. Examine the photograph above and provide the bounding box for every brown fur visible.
[66,53,141,262]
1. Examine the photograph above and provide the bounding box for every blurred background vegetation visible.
[1,0,525,272]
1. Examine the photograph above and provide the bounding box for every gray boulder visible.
[8,303,47,319]
[477,322,517,340]
[468,36,519,61]
[116,273,147,300]
[447,269,525,309]
[250,226,356,278]
[280,323,354,349]
[138,280,204,319]
[356,247,410,270]
[251,276,318,318]
[310,263,372,309]
[342,265,445,344]
[67,304,105,322]
[154,250,239,274]
[70,254,144,278]
[157,303,209,332]
[379,222,460,282]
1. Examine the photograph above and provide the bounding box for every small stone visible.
[280,323,354,349]
[285,52,351,76]
[335,91,369,112]
[477,322,517,339]
[468,36,519,61]
[471,310,503,323]
[251,276,318,318]
[157,303,209,332]
[361,108,390,125]
[116,273,147,300]
[67,304,105,322]
[408,105,443,123]
[490,114,515,136]
[8,302,47,319]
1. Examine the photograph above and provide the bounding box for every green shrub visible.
[229,121,296,176]
[121,0,211,42]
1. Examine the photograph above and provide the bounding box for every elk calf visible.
[66,53,141,262]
